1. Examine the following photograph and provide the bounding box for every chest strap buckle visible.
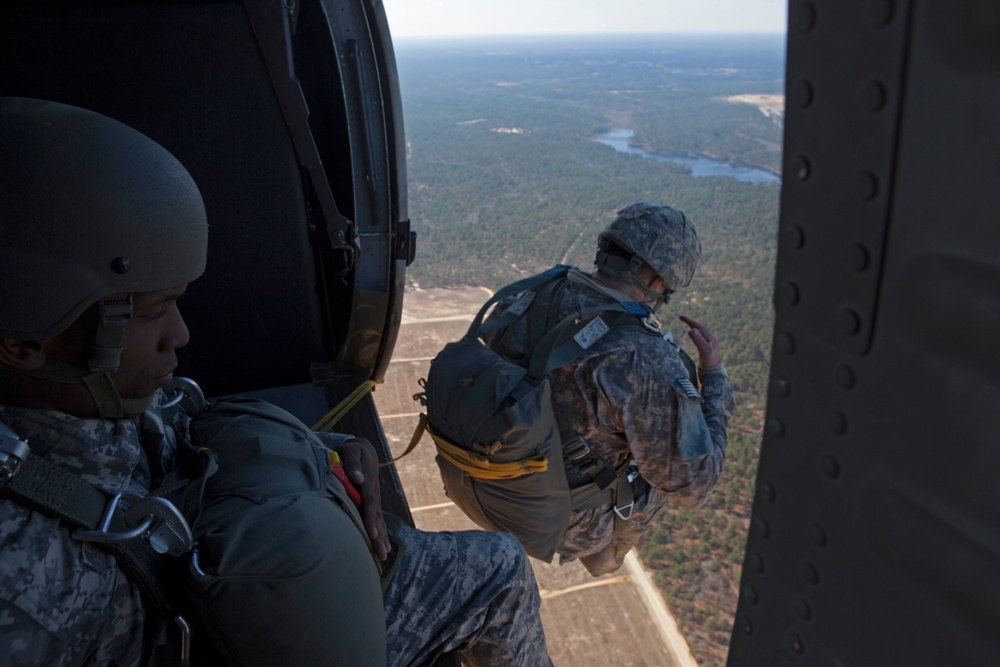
[74,492,194,557]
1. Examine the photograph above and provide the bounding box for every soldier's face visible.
[112,284,191,401]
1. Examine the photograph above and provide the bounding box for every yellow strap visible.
[376,413,549,478]
[377,413,431,469]
[426,421,548,480]
[313,380,377,432]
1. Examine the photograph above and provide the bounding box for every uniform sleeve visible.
[619,346,735,508]
[0,601,61,667]
[0,511,146,667]
[313,431,356,450]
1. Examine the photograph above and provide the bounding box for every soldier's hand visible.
[679,315,722,368]
[336,437,391,560]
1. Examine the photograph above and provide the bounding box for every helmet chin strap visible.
[84,293,132,418]
[1,293,156,418]
[596,251,671,306]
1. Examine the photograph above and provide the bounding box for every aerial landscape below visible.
[392,33,784,665]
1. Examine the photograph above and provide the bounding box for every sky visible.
[382,0,787,38]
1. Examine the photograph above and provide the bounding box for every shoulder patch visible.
[506,290,536,317]
[574,315,611,349]
[673,376,703,402]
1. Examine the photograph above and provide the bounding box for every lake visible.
[594,129,781,184]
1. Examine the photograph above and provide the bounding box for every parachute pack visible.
[181,397,391,666]
[0,389,394,666]
[414,266,660,562]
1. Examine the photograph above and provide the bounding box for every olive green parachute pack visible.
[0,390,395,666]
[414,266,660,562]
[182,397,395,667]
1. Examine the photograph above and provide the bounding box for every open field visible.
[721,93,785,122]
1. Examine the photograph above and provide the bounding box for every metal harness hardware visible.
[175,615,192,667]
[161,376,207,413]
[0,422,30,486]
[613,463,641,521]
[73,492,194,557]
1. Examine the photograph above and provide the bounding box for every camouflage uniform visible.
[486,270,735,575]
[0,404,150,666]
[311,437,552,667]
[0,395,550,666]
[384,525,550,666]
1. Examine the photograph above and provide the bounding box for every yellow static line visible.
[409,501,456,513]
[538,576,632,600]
[380,412,423,420]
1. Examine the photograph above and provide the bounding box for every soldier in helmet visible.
[485,202,736,576]
[0,98,550,666]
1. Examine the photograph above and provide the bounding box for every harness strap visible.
[524,274,652,517]
[467,265,572,341]
[569,460,643,538]
[1,452,117,530]
[569,460,636,511]
[0,423,218,619]
[0,454,179,615]
[560,429,618,490]
[527,277,566,352]
[525,280,637,482]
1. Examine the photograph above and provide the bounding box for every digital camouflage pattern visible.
[599,202,703,292]
[0,392,550,665]
[486,275,735,575]
[384,524,551,667]
[0,404,150,666]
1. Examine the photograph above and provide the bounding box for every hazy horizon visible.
[392,31,786,42]
[383,0,787,38]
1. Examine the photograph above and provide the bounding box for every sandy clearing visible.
[722,93,785,119]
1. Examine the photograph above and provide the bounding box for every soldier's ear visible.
[0,338,47,370]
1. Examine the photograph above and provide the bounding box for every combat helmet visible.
[595,202,702,303]
[0,97,208,417]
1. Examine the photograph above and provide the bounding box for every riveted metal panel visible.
[731,2,1000,665]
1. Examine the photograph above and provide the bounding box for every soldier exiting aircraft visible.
[483,203,736,575]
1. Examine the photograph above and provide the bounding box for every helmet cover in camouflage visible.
[0,97,208,340]
[597,202,702,292]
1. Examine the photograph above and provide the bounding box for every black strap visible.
[470,266,571,340]
[527,277,567,352]
[0,456,179,616]
[0,448,215,618]
[569,459,636,511]
[561,429,619,490]
[242,0,352,239]
[2,454,115,530]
